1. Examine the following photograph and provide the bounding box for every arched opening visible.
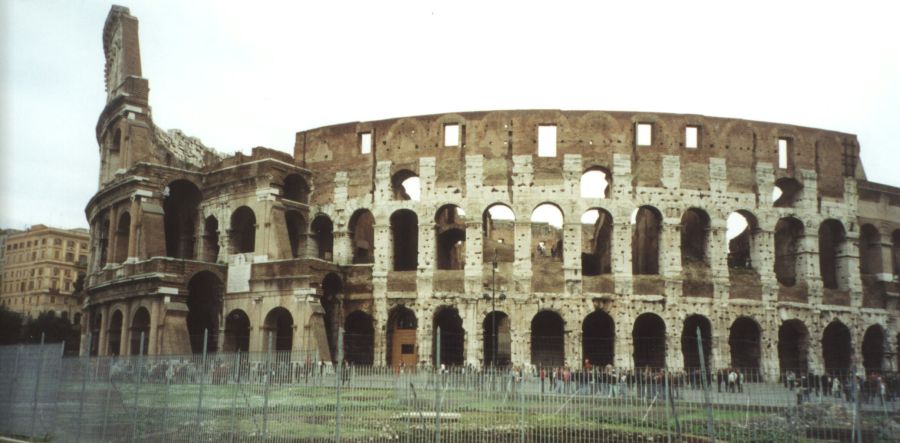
[681,315,712,370]
[482,204,515,263]
[633,313,666,369]
[283,174,309,203]
[531,311,564,368]
[435,205,466,270]
[582,310,615,367]
[772,177,802,207]
[224,309,251,352]
[778,319,809,373]
[349,209,375,264]
[774,217,804,286]
[482,311,511,367]
[581,209,612,276]
[129,307,150,355]
[391,170,420,201]
[387,306,417,369]
[580,167,611,199]
[862,325,885,373]
[819,219,849,290]
[230,206,256,254]
[107,310,123,356]
[88,312,101,355]
[433,307,464,366]
[164,180,202,259]
[321,273,343,360]
[390,210,418,271]
[822,320,852,374]
[344,311,374,365]
[284,210,305,259]
[202,216,220,262]
[632,206,662,275]
[264,307,294,352]
[114,212,130,263]
[311,214,334,260]
[531,204,564,262]
[98,216,110,267]
[187,271,223,353]
[729,317,761,373]
[727,211,757,270]
[681,208,710,267]
[859,224,883,277]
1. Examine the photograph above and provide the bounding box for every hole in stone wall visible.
[107,310,123,356]
[580,168,610,199]
[391,209,418,271]
[537,125,557,157]
[129,307,150,356]
[444,123,460,147]
[359,132,372,154]
[777,319,809,373]
[822,320,852,374]
[230,206,257,254]
[862,325,885,373]
[387,306,417,368]
[633,313,666,369]
[264,307,294,352]
[685,126,699,149]
[349,209,375,264]
[681,315,712,370]
[311,214,334,260]
[582,310,614,367]
[344,311,374,365]
[531,310,565,368]
[391,170,420,201]
[434,307,465,366]
[818,219,848,290]
[483,204,515,263]
[114,212,130,263]
[636,123,653,146]
[283,174,310,203]
[581,208,612,276]
[483,311,511,367]
[772,177,802,207]
[728,317,761,373]
[284,210,305,258]
[224,309,250,353]
[435,205,466,270]
[321,273,343,360]
[778,138,789,169]
[681,208,710,267]
[187,271,223,353]
[632,206,662,275]
[531,204,564,261]
[203,216,220,262]
[774,217,804,286]
[164,180,202,259]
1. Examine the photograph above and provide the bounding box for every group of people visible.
[783,370,899,404]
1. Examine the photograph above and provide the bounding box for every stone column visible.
[127,197,139,260]
[333,231,351,265]
[562,222,581,296]
[119,309,129,356]
[513,221,532,294]
[464,220,483,296]
[148,299,160,355]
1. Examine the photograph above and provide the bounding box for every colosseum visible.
[82,6,900,380]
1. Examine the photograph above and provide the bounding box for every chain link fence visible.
[1,331,899,442]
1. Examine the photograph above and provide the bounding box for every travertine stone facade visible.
[83,6,900,379]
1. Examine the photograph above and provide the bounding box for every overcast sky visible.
[2,0,899,231]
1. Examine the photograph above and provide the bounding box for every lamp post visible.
[483,248,506,368]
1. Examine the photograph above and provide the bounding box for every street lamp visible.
[483,248,506,368]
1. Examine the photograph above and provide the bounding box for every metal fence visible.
[1,331,899,442]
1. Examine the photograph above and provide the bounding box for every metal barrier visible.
[1,333,898,442]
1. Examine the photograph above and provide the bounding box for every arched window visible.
[435,205,465,270]
[632,206,662,275]
[349,209,375,264]
[164,180,202,259]
[202,216,219,262]
[114,212,130,263]
[391,170,420,201]
[311,214,334,260]
[283,174,309,202]
[727,211,758,270]
[681,208,710,267]
[774,217,804,286]
[772,177,802,207]
[818,219,849,290]
[482,204,515,263]
[187,271,223,353]
[230,206,256,254]
[580,167,610,199]
[581,209,612,276]
[390,210,418,271]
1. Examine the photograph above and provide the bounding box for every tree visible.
[22,311,80,354]
[0,305,23,345]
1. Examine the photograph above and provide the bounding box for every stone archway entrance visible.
[387,306,417,370]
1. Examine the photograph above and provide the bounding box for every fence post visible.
[29,333,46,438]
[229,350,240,443]
[262,332,273,442]
[194,328,209,442]
[131,332,145,443]
[434,326,441,443]
[75,332,92,443]
[336,327,344,443]
[696,326,716,443]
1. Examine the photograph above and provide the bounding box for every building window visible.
[65,252,74,262]
[778,138,790,169]
[54,239,61,246]
[444,123,460,147]
[685,126,699,149]
[537,125,557,157]
[636,123,653,146]
[359,132,372,155]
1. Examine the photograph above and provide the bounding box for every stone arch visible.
[344,310,374,365]
[633,313,666,369]
[311,214,334,260]
[187,271,223,353]
[777,319,809,373]
[581,208,612,276]
[531,203,565,263]
[727,210,758,270]
[482,311,510,367]
[632,206,662,275]
[681,314,712,370]
[435,205,466,270]
[531,310,565,368]
[819,219,849,290]
[433,306,464,366]
[284,210,306,259]
[107,309,123,356]
[129,307,150,355]
[263,307,294,352]
[390,209,418,271]
[582,310,615,367]
[391,169,420,201]
[223,309,251,352]
[387,305,417,369]
[728,316,761,373]
[482,203,515,263]
[681,208,710,267]
[164,179,202,259]
[774,217,804,286]
[862,324,885,373]
[822,320,852,375]
[349,209,375,264]
[580,166,611,199]
[772,177,802,207]
[230,206,256,254]
[114,211,130,263]
[202,215,219,262]
[282,173,309,203]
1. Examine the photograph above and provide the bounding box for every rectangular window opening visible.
[444,124,460,147]
[537,125,557,157]
[359,132,372,155]
[636,123,653,146]
[685,126,699,149]
[778,138,789,169]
